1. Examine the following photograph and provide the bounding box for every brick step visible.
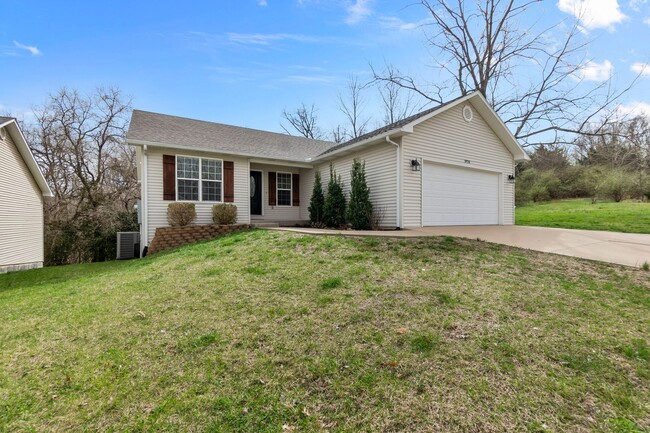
[251,222,280,228]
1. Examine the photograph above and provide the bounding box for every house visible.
[0,117,53,272]
[127,91,528,254]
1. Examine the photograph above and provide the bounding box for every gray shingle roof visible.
[0,116,15,124]
[128,96,465,162]
[127,110,336,162]
[318,96,464,157]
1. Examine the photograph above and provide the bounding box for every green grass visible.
[1,229,649,432]
[516,199,650,233]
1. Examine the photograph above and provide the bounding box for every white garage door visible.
[422,162,500,226]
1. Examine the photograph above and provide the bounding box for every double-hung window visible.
[276,172,292,206]
[201,158,222,201]
[176,156,222,202]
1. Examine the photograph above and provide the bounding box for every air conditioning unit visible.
[117,232,141,260]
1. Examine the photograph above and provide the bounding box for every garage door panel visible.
[423,163,499,226]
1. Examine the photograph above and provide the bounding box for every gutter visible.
[385,136,401,229]
[142,144,148,257]
[313,127,407,162]
[128,139,316,166]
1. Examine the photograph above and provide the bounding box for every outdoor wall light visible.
[508,174,516,184]
[411,159,422,171]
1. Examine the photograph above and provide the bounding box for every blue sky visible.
[1,0,649,136]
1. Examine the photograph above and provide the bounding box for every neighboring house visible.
[127,91,528,254]
[0,117,53,273]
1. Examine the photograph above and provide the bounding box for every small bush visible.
[370,206,385,230]
[347,159,373,230]
[537,171,563,200]
[323,164,347,228]
[212,203,237,225]
[529,184,551,202]
[308,171,325,227]
[598,170,635,202]
[167,203,196,227]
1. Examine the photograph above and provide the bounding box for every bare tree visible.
[330,125,347,144]
[377,79,417,124]
[339,76,371,140]
[574,114,650,171]
[372,0,638,147]
[281,103,324,139]
[28,87,138,264]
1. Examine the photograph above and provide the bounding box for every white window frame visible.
[276,171,293,207]
[175,155,224,203]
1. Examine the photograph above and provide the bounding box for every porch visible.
[248,162,310,225]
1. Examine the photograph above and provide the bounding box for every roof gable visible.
[402,92,528,161]
[0,118,53,197]
[317,92,528,162]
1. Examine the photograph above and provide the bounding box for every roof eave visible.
[127,138,317,166]
[312,127,410,162]
[2,120,53,197]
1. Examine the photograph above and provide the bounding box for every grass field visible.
[516,199,650,234]
[1,230,649,432]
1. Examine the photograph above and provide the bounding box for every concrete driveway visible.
[415,225,650,268]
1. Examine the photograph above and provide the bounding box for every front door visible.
[250,171,262,216]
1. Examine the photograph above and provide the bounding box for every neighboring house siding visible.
[249,163,302,221]
[0,130,44,268]
[401,103,515,227]
[300,142,398,228]
[145,147,249,245]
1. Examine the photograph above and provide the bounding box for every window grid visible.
[277,172,292,206]
[176,155,223,202]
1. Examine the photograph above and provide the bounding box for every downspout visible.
[142,144,148,257]
[385,136,401,229]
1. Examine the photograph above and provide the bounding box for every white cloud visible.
[629,0,647,10]
[574,60,614,81]
[378,16,432,31]
[644,17,650,25]
[631,62,650,76]
[345,0,372,25]
[13,40,41,56]
[617,101,650,118]
[226,32,320,45]
[282,75,339,83]
[258,0,267,5]
[557,0,627,30]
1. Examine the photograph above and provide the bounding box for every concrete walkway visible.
[271,226,650,268]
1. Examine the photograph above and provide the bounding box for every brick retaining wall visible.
[147,224,251,255]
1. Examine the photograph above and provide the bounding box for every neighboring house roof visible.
[0,117,53,197]
[127,110,336,163]
[127,91,529,163]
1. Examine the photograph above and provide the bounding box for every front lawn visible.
[516,199,650,234]
[1,230,649,432]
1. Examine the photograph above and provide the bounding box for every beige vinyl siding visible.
[0,129,44,267]
[145,147,249,245]
[299,167,315,221]
[401,102,515,227]
[249,163,302,221]
[301,141,398,227]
